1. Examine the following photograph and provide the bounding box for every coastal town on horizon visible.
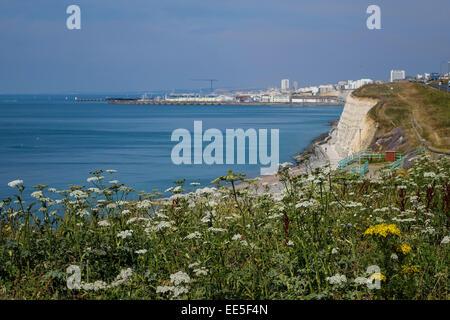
[78,66,450,106]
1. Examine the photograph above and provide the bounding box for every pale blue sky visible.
[0,0,449,93]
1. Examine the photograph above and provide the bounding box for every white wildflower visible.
[8,180,23,188]
[193,267,209,276]
[295,199,318,209]
[280,162,292,169]
[87,176,104,182]
[172,286,189,298]
[354,277,369,285]
[98,220,110,227]
[208,227,226,233]
[441,236,450,245]
[156,286,174,294]
[136,200,152,209]
[231,234,242,241]
[153,221,173,232]
[110,268,133,288]
[106,203,117,209]
[77,209,89,217]
[326,274,347,285]
[170,271,190,286]
[31,191,43,199]
[70,190,88,198]
[185,232,202,240]
[423,172,436,178]
[81,280,108,291]
[117,230,133,239]
[195,187,217,195]
[188,262,200,269]
[135,249,148,255]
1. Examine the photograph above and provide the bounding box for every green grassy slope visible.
[353,82,450,151]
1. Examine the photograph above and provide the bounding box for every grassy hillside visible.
[353,82,450,152]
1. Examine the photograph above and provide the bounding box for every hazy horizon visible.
[1,0,449,94]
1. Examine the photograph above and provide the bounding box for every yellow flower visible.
[397,244,412,254]
[369,273,387,282]
[364,223,401,238]
[398,170,409,177]
[401,265,420,276]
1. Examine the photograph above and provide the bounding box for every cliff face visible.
[331,94,378,158]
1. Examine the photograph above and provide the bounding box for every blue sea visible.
[0,95,343,200]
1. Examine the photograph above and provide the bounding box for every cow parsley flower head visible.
[188,262,200,269]
[31,191,43,199]
[156,285,174,294]
[70,190,88,199]
[441,236,450,245]
[106,203,117,209]
[98,220,110,227]
[326,274,347,285]
[8,180,23,188]
[184,232,202,240]
[117,230,133,239]
[87,176,104,183]
[354,277,369,285]
[136,200,152,209]
[109,268,133,288]
[208,227,226,233]
[231,234,242,241]
[193,267,209,276]
[280,162,292,169]
[153,221,173,232]
[170,271,190,286]
[423,172,436,179]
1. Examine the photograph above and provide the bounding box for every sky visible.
[0,0,449,94]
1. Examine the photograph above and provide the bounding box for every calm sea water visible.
[0,95,343,200]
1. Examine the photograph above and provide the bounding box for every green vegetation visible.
[354,82,450,151]
[0,155,448,300]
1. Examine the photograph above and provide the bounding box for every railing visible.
[350,161,369,177]
[389,156,405,169]
[338,149,390,171]
[338,150,369,170]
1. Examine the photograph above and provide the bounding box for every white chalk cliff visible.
[322,93,378,167]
